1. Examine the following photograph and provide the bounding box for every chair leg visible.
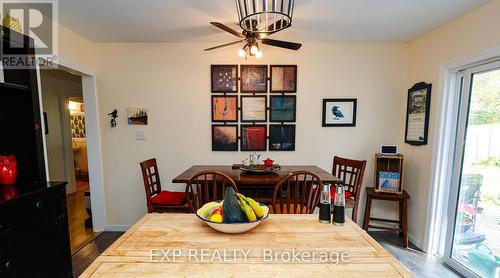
[351,201,358,223]
[399,200,403,238]
[402,199,408,248]
[363,196,372,231]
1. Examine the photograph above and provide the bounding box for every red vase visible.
[0,155,17,185]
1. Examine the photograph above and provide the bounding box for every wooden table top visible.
[172,165,341,185]
[80,214,411,277]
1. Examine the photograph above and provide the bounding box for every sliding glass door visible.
[445,62,500,278]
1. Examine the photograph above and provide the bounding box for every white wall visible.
[94,42,408,227]
[48,0,500,243]
[57,21,95,75]
[40,69,83,194]
[404,0,500,247]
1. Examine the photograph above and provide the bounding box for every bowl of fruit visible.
[195,188,269,234]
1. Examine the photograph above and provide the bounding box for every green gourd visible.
[222,187,245,223]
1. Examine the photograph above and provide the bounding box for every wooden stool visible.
[363,187,410,248]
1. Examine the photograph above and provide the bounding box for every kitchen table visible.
[80,214,411,277]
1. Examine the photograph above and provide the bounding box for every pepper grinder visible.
[332,183,345,226]
[318,184,331,223]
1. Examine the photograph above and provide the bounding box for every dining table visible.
[172,165,342,203]
[80,213,412,277]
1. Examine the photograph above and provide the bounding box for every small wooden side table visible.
[363,187,411,248]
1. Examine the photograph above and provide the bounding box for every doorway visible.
[40,69,99,254]
[444,62,500,278]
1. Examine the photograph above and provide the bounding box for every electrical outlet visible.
[135,130,146,140]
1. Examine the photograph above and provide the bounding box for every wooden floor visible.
[72,229,462,278]
[72,232,123,277]
[67,180,100,254]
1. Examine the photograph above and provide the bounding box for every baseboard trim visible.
[408,233,423,250]
[105,225,131,232]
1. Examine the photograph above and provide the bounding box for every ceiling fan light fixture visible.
[250,44,259,55]
[235,0,295,33]
[238,48,246,57]
[256,50,263,59]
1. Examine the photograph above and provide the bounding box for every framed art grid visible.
[211,65,238,93]
[270,65,297,93]
[240,65,268,93]
[270,95,296,122]
[241,95,267,122]
[211,95,239,122]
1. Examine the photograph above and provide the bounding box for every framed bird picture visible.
[322,98,357,127]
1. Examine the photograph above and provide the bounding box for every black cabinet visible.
[0,26,71,278]
[1,26,46,186]
[0,183,72,278]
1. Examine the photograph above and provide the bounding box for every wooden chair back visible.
[186,171,238,212]
[332,156,367,200]
[140,158,163,212]
[272,171,323,214]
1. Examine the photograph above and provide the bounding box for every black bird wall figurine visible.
[108,109,118,127]
[331,106,344,120]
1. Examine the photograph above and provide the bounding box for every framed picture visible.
[211,95,238,122]
[212,125,238,151]
[269,124,295,151]
[322,99,357,127]
[127,108,149,125]
[378,171,401,193]
[241,125,267,151]
[241,96,267,122]
[211,65,238,93]
[270,95,296,122]
[240,65,267,93]
[270,65,297,93]
[405,82,432,145]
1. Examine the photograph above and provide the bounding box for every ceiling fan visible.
[204,21,302,58]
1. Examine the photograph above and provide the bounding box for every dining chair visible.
[185,170,238,212]
[140,158,189,213]
[332,156,367,222]
[272,171,323,214]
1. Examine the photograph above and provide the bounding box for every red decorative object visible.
[0,155,17,185]
[0,185,19,202]
[264,158,274,167]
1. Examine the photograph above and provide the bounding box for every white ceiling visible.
[54,0,488,43]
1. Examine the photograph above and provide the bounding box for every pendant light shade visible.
[235,0,295,33]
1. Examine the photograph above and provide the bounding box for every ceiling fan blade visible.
[204,40,244,51]
[210,22,244,38]
[261,38,302,50]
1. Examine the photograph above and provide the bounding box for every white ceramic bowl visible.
[196,205,269,234]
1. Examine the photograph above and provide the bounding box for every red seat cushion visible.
[330,187,353,199]
[151,191,186,206]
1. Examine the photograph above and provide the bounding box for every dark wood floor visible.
[72,232,124,277]
[72,230,462,278]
